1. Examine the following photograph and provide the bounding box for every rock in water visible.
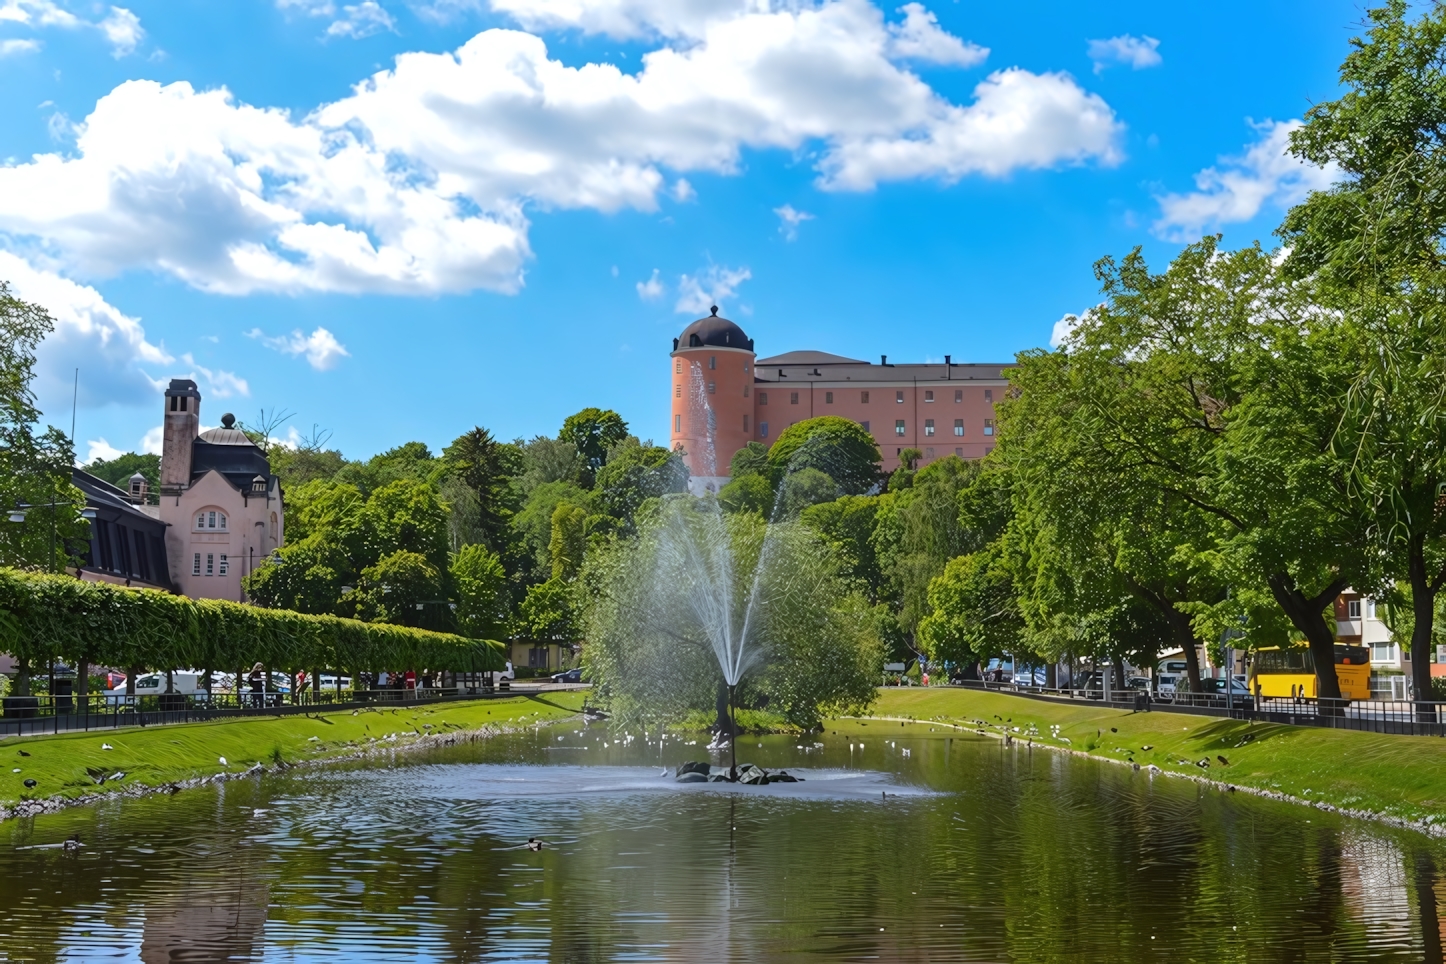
[675,761,711,778]
[769,771,798,783]
[737,765,769,785]
[676,771,709,783]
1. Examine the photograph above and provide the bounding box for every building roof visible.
[754,360,1012,384]
[756,350,866,366]
[674,307,754,352]
[198,413,255,446]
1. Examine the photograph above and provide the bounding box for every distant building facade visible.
[668,309,1010,487]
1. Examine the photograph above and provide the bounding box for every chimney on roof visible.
[945,354,952,366]
[880,354,887,366]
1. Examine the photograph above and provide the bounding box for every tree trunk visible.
[1164,608,1202,694]
[1416,849,1444,964]
[76,657,89,705]
[13,657,29,697]
[1112,654,1127,696]
[126,665,138,699]
[1045,662,1057,689]
[1409,535,1441,722]
[1266,572,1347,702]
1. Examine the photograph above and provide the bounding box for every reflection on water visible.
[1,725,1444,962]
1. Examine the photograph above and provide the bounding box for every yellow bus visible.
[1251,644,1371,700]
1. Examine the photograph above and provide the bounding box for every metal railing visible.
[0,680,584,738]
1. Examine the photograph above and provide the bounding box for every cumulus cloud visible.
[887,3,986,66]
[0,250,172,409]
[0,1,144,55]
[325,1,396,37]
[245,325,351,369]
[177,353,249,398]
[774,203,814,240]
[670,178,696,202]
[675,264,750,315]
[139,424,163,455]
[0,1,1120,297]
[1087,34,1160,74]
[1153,119,1338,241]
[84,437,125,463]
[636,268,664,300]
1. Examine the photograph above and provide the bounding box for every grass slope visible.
[870,688,1446,825]
[0,692,586,810]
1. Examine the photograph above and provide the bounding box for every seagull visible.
[218,756,228,767]
[101,743,113,751]
[526,837,544,851]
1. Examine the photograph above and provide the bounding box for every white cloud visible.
[0,250,172,409]
[887,3,986,67]
[139,424,162,455]
[84,437,125,463]
[774,203,813,240]
[675,263,749,315]
[0,37,41,55]
[481,0,748,39]
[1087,34,1161,74]
[670,178,696,202]
[636,268,664,299]
[245,325,351,370]
[1153,119,1338,241]
[0,1,1121,297]
[0,0,143,55]
[179,352,249,398]
[1049,312,1079,349]
[99,7,143,56]
[325,1,396,38]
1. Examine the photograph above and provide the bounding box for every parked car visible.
[551,668,584,684]
[1198,676,1253,708]
[1154,673,1180,702]
[1125,676,1152,691]
[104,671,209,703]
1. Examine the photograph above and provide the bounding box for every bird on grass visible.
[527,837,544,851]
[218,756,228,767]
[23,778,36,789]
[18,749,30,757]
[1217,755,1230,766]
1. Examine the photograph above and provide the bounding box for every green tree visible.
[355,550,443,627]
[443,426,521,553]
[592,441,688,532]
[518,577,578,643]
[800,495,884,598]
[776,467,838,519]
[82,451,159,493]
[549,503,588,580]
[516,435,584,496]
[451,543,509,639]
[898,448,923,471]
[917,543,1023,669]
[718,473,774,516]
[513,480,591,583]
[561,408,629,485]
[729,441,770,479]
[767,416,882,495]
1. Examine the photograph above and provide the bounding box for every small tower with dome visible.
[670,307,756,491]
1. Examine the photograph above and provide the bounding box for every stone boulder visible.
[675,761,711,778]
[676,771,708,783]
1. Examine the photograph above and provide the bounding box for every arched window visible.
[194,509,228,531]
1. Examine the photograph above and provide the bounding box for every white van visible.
[104,671,208,703]
[1158,659,1189,676]
[1154,673,1180,702]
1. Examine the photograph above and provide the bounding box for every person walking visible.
[248,663,264,708]
[404,669,417,699]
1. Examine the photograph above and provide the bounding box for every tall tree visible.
[443,426,521,553]
[1280,0,1446,713]
[561,408,628,486]
[767,416,882,495]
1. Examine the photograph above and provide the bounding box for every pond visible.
[0,721,1442,962]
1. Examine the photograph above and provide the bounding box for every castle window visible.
[760,421,769,439]
[790,392,799,405]
[192,553,201,576]
[708,381,716,394]
[825,391,833,404]
[744,415,750,432]
[924,419,935,436]
[170,396,178,412]
[675,360,681,373]
[675,384,681,398]
[205,553,214,576]
[984,419,994,436]
[744,384,750,397]
[954,419,964,436]
[896,391,904,403]
[861,421,870,432]
[196,513,205,529]
[218,513,226,530]
[861,391,870,404]
[709,356,716,370]
[759,392,768,405]
[675,414,681,433]
[180,397,187,412]
[219,554,228,576]
[954,389,963,403]
[895,420,906,436]
[955,447,964,457]
[925,447,935,458]
[985,389,993,402]
[925,390,934,402]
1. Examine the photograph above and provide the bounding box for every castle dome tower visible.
[670,307,755,490]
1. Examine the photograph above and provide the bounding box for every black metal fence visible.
[0,681,584,738]
[946,679,1446,736]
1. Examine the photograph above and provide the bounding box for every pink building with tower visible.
[669,308,1011,488]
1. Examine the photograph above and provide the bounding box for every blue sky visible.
[0,0,1364,461]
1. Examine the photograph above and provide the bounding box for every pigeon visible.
[17,749,29,757]
[23,778,36,788]
[526,837,544,851]
[218,756,228,766]
[1217,755,1229,766]
[1236,733,1256,747]
[1141,745,1154,751]
[1195,759,1211,769]
[101,743,113,751]
[1110,727,1117,733]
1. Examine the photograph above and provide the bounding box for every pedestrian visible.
[248,663,264,708]
[404,669,417,699]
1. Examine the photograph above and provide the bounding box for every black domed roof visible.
[674,307,753,353]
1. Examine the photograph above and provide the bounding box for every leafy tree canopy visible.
[767,416,881,495]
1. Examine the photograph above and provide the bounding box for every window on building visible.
[675,360,682,373]
[192,553,201,576]
[790,392,799,405]
[1347,599,1361,619]
[954,419,964,436]
[895,419,906,436]
[954,389,962,403]
[709,356,717,370]
[675,384,681,398]
[744,364,750,373]
[896,390,904,403]
[955,447,963,457]
[984,419,994,436]
[861,391,870,403]
[170,396,178,412]
[985,447,994,455]
[924,390,934,402]
[861,421,870,432]
[675,414,681,433]
[925,447,935,458]
[744,415,750,432]
[760,421,769,438]
[219,554,228,576]
[195,514,205,529]
[179,397,187,412]
[744,384,750,397]
[924,419,935,436]
[708,381,716,394]
[985,389,993,402]
[207,511,216,529]
[1372,641,1395,662]
[759,392,768,405]
[218,513,226,530]
[825,391,833,404]
[206,553,214,576]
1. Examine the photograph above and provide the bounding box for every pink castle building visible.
[669,308,1009,488]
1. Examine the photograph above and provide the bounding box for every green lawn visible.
[0,691,586,811]
[867,687,1446,826]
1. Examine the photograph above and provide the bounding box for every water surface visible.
[1,722,1442,962]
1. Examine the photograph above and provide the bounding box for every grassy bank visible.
[866,687,1446,827]
[0,692,586,812]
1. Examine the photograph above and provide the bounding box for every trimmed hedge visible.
[0,568,503,677]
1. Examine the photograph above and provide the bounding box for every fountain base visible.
[673,762,801,784]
